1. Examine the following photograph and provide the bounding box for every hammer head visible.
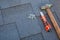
[41,4,52,10]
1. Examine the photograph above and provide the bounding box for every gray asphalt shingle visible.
[0,14,3,25]
[21,33,44,40]
[0,0,21,9]
[0,23,20,40]
[2,3,32,24]
[0,0,60,40]
[2,3,41,38]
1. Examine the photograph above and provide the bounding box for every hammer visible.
[41,4,60,39]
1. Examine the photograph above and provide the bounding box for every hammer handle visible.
[46,8,60,39]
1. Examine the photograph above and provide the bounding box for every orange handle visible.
[40,15,51,32]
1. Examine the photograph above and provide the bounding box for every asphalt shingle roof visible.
[0,0,60,40]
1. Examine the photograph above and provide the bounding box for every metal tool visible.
[40,12,51,32]
[41,4,60,39]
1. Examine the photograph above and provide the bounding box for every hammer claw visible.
[41,4,52,9]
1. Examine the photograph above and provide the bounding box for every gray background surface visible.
[0,0,60,40]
